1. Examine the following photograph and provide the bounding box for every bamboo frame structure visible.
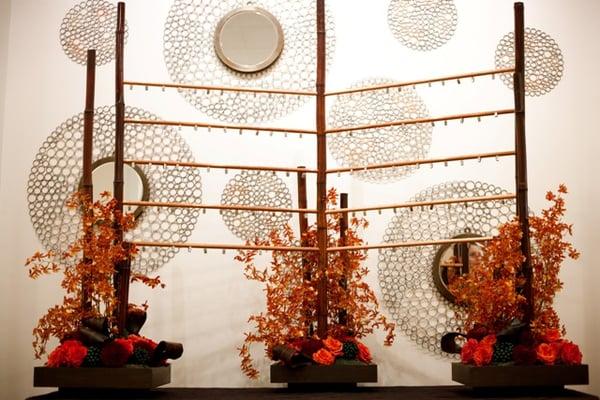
[123,200,318,214]
[110,0,533,344]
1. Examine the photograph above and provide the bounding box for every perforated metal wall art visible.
[387,0,458,51]
[27,106,202,274]
[328,78,432,183]
[220,171,293,241]
[377,181,515,355]
[495,27,564,96]
[163,0,336,123]
[60,0,128,66]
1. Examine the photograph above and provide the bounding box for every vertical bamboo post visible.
[315,0,328,338]
[338,193,349,326]
[114,2,130,335]
[297,166,313,335]
[82,49,96,313]
[513,2,533,323]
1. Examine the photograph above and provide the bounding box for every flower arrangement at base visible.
[26,191,183,367]
[235,188,395,378]
[444,185,583,368]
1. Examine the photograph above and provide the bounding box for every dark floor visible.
[27,386,599,400]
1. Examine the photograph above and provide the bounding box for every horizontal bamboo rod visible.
[125,159,319,174]
[326,108,515,134]
[325,67,515,97]
[124,200,318,214]
[124,118,317,136]
[328,237,494,252]
[131,241,319,252]
[325,194,516,215]
[327,150,515,174]
[124,80,316,97]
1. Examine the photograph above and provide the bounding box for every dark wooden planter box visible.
[33,365,171,389]
[452,362,589,388]
[270,360,377,385]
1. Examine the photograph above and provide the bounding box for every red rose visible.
[460,339,479,364]
[560,341,582,365]
[481,335,497,347]
[356,341,372,364]
[513,344,536,365]
[466,325,488,341]
[536,343,558,365]
[323,337,343,356]
[128,335,158,354]
[312,349,335,366]
[101,338,134,367]
[542,328,562,343]
[300,338,324,357]
[473,343,493,366]
[47,340,88,368]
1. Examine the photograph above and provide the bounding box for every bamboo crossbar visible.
[327,150,515,174]
[325,67,515,96]
[123,200,318,214]
[326,108,515,134]
[131,241,319,252]
[124,118,317,136]
[124,80,316,97]
[325,193,516,215]
[328,236,494,252]
[124,159,319,174]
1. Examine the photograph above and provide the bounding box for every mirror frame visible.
[432,232,484,304]
[79,156,150,220]
[214,6,284,73]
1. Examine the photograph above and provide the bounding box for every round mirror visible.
[214,6,284,73]
[82,157,149,219]
[432,233,484,303]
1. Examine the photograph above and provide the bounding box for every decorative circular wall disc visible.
[27,106,202,274]
[163,0,336,123]
[495,27,564,96]
[60,0,128,66]
[220,170,292,241]
[387,0,458,51]
[328,78,432,183]
[377,181,514,355]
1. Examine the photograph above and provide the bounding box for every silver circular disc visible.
[27,106,202,274]
[328,78,432,183]
[377,181,515,355]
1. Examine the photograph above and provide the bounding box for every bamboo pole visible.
[325,193,516,215]
[297,166,313,336]
[124,80,316,97]
[328,237,494,252]
[131,241,319,253]
[114,2,129,335]
[124,118,317,136]
[81,49,96,313]
[122,200,318,214]
[327,150,515,174]
[124,159,318,174]
[315,0,328,338]
[325,67,515,97]
[326,109,515,134]
[513,2,533,323]
[338,193,349,326]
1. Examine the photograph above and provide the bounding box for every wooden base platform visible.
[27,386,598,400]
[270,360,377,384]
[33,365,171,390]
[452,363,589,388]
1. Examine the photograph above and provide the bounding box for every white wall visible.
[0,0,10,189]
[0,0,598,398]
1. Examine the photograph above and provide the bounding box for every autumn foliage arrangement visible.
[26,191,171,367]
[235,188,395,378]
[449,185,583,367]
